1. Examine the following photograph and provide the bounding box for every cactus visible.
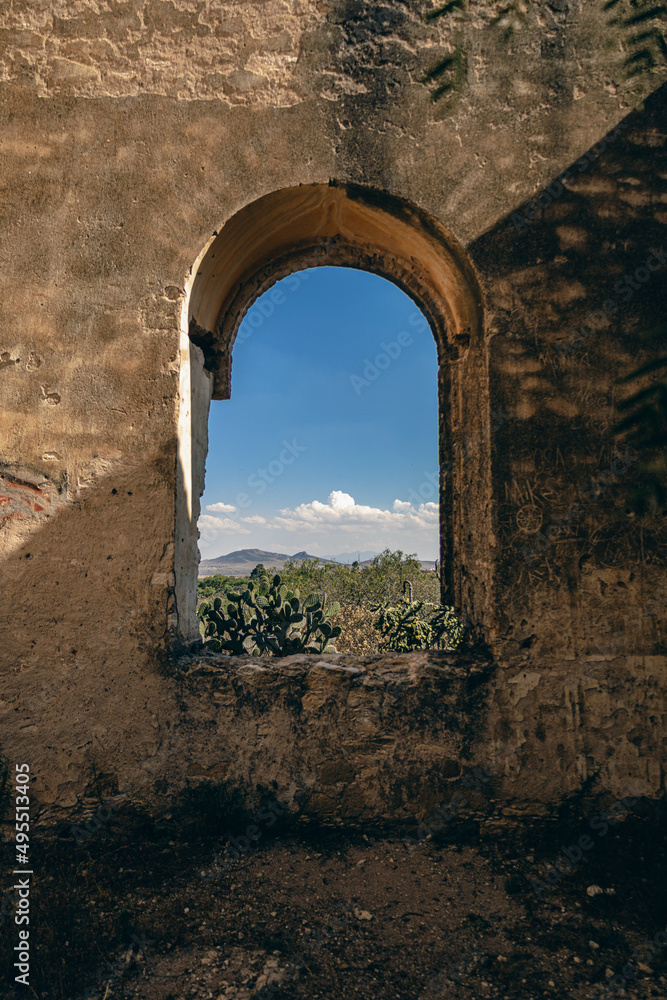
[429,604,464,649]
[197,573,342,657]
[370,593,463,653]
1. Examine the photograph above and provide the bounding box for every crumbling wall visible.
[471,87,667,661]
[0,1,665,817]
[59,650,667,830]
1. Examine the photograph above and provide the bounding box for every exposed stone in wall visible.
[0,0,326,106]
[0,0,625,112]
[0,465,65,557]
[92,649,663,831]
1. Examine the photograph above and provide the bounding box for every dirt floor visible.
[1,794,666,1000]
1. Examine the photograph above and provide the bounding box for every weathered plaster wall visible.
[0,0,665,817]
[58,650,667,831]
[175,334,213,645]
[471,87,667,662]
[0,1,661,241]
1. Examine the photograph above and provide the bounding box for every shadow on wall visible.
[0,450,184,805]
[0,456,177,676]
[468,80,667,660]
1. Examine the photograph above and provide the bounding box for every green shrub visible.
[279,549,439,608]
[197,574,342,657]
[371,583,464,652]
[197,573,250,599]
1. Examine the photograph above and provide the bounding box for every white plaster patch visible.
[507,670,542,704]
[314,662,362,675]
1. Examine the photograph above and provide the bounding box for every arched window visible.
[175,184,488,647]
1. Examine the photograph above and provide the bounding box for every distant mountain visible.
[198,548,334,578]
[204,548,290,566]
[324,550,380,564]
[198,547,436,578]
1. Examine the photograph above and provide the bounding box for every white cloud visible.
[198,514,250,540]
[329,490,355,510]
[273,491,438,533]
[205,502,237,514]
[197,492,439,560]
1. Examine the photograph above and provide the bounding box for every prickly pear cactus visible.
[197,573,342,656]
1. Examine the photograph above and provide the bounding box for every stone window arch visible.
[175,183,490,647]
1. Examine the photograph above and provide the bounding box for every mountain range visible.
[198,548,434,578]
[322,550,380,563]
[197,548,334,577]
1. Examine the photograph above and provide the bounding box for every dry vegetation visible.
[196,550,444,655]
[330,603,379,654]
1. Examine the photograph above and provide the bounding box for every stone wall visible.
[39,649,667,830]
[0,1,665,819]
[472,88,667,662]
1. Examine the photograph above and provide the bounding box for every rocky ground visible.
[1,795,666,1000]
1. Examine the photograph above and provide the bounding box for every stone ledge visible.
[17,651,666,831]
[166,649,496,828]
[157,649,666,830]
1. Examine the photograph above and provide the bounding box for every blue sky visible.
[198,266,440,560]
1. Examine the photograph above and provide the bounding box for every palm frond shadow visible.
[613,321,667,515]
[420,0,665,105]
